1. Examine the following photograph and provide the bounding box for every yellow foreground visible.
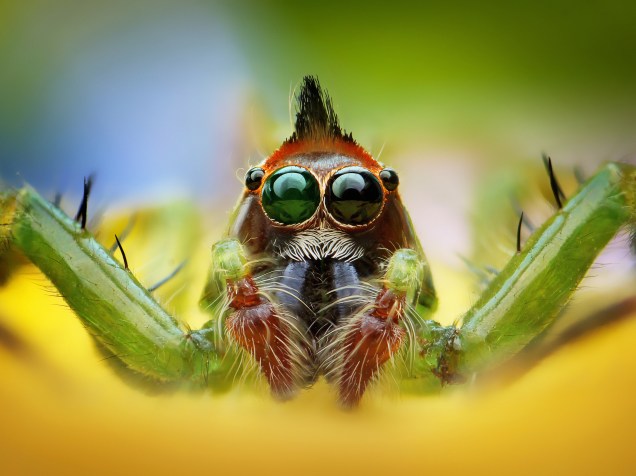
[1,262,635,476]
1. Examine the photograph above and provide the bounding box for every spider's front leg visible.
[409,162,636,389]
[1,187,228,386]
[200,239,309,399]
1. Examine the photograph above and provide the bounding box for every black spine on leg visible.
[108,215,137,253]
[74,176,94,229]
[114,234,129,270]
[516,211,524,254]
[542,154,566,209]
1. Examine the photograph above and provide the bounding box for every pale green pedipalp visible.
[200,238,250,310]
[0,161,634,395]
[385,249,425,297]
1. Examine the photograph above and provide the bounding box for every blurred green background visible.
[1,0,635,260]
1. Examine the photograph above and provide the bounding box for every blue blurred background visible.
[1,0,635,232]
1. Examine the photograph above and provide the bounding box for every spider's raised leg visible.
[0,186,229,386]
[408,162,636,390]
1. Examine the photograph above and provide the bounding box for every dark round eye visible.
[379,168,399,191]
[327,167,383,225]
[261,166,320,225]
[245,167,265,191]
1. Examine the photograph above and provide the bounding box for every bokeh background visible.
[2,0,636,261]
[1,1,636,474]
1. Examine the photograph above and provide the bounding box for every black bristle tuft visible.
[516,211,524,254]
[74,175,94,230]
[114,234,129,270]
[286,76,354,144]
[542,154,565,209]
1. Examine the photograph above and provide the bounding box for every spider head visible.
[230,76,413,260]
[243,76,400,229]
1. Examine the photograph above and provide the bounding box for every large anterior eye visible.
[261,166,320,225]
[327,167,383,225]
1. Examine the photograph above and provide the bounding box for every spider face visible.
[210,77,434,404]
[245,156,396,229]
[230,129,421,330]
[233,147,418,261]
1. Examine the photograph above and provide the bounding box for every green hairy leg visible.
[0,187,225,384]
[1,161,634,398]
[409,162,636,388]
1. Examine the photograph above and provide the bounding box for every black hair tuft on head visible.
[287,76,355,144]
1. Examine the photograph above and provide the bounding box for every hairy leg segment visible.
[1,162,634,405]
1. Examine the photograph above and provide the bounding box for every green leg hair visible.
[406,162,636,390]
[2,161,634,397]
[1,186,229,385]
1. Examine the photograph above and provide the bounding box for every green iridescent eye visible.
[327,167,383,225]
[261,166,320,224]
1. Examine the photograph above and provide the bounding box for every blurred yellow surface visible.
[1,257,635,475]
